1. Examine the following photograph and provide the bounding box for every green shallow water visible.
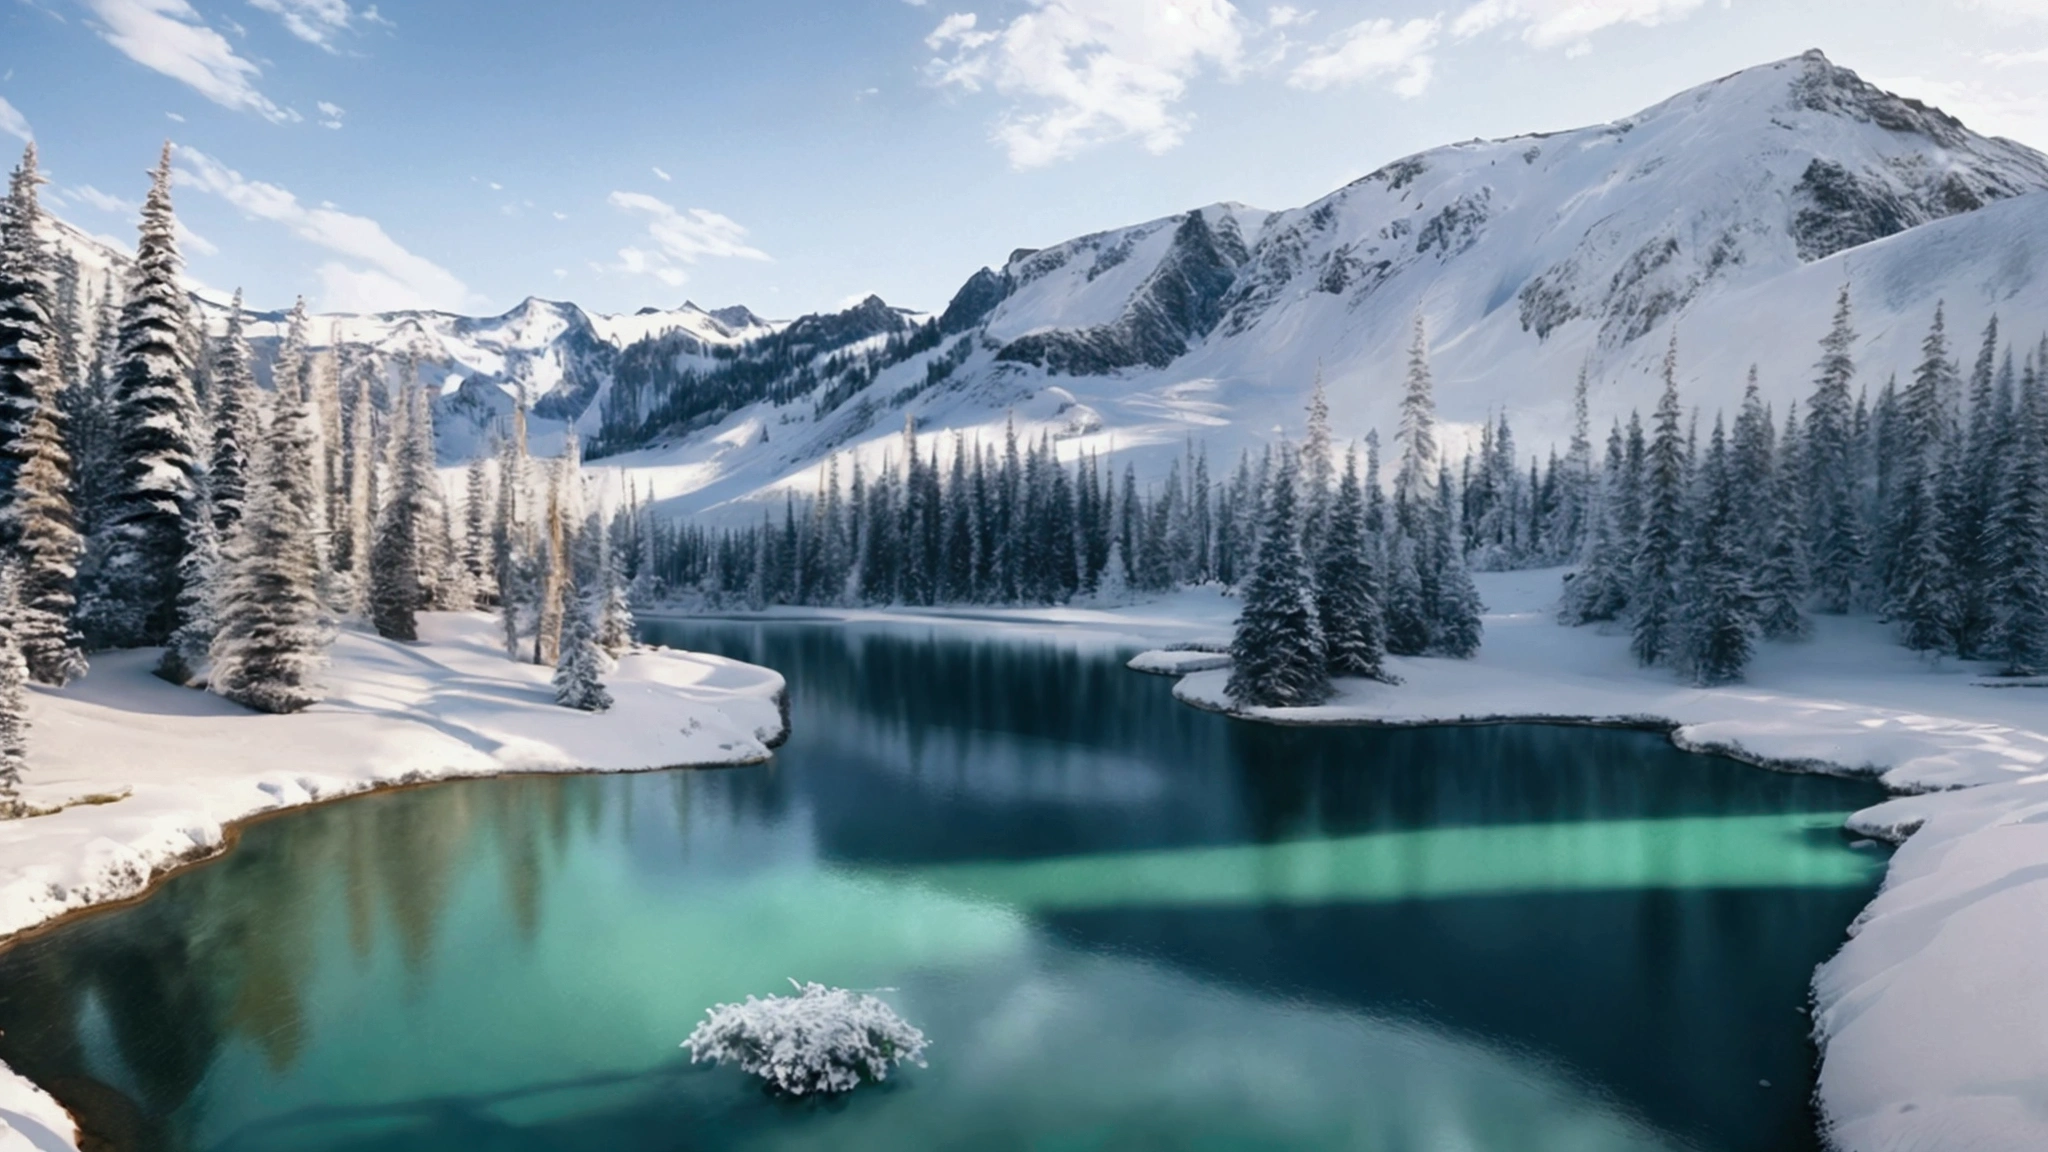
[0,621,1888,1151]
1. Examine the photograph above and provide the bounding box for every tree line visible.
[0,144,638,817]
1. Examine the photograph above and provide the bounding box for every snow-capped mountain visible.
[582,49,2048,523]
[47,50,2048,523]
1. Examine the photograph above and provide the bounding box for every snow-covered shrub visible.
[682,980,928,1095]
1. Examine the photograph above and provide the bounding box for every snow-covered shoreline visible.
[0,610,788,1151]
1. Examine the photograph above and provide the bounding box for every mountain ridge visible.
[40,50,2048,524]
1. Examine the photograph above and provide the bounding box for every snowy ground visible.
[0,612,787,1152]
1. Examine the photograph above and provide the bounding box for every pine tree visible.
[1301,370,1334,543]
[1988,350,2048,675]
[369,372,422,642]
[88,144,204,648]
[1755,404,1812,640]
[1806,284,1865,614]
[210,377,330,714]
[1546,364,1594,561]
[0,565,27,818]
[209,292,257,536]
[1316,448,1390,681]
[1228,448,1329,708]
[1431,460,1484,658]
[1631,335,1687,667]
[0,143,52,542]
[1384,534,1430,656]
[343,348,377,607]
[0,148,83,686]
[1394,315,1437,540]
[595,511,634,657]
[463,454,492,606]
[1562,421,1630,625]
[495,407,531,654]
[1886,306,1961,654]
[157,488,219,686]
[1683,416,1755,683]
[553,561,613,712]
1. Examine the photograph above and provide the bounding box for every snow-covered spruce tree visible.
[0,149,84,686]
[1805,284,1866,614]
[1545,365,1594,562]
[342,348,377,609]
[368,372,421,642]
[1383,533,1430,656]
[495,410,534,655]
[596,516,634,658]
[405,377,459,610]
[1561,422,1630,625]
[1228,448,1329,708]
[1631,335,1687,667]
[1430,460,1484,658]
[1316,448,1390,681]
[88,145,204,649]
[1301,371,1334,544]
[0,143,52,542]
[553,561,613,712]
[1987,351,2048,675]
[209,379,330,715]
[533,438,576,663]
[462,454,492,607]
[61,286,119,548]
[1393,315,1437,541]
[157,487,219,686]
[1885,306,1960,655]
[1754,404,1812,640]
[1682,416,1755,684]
[1954,316,2005,657]
[0,565,28,817]
[209,292,257,537]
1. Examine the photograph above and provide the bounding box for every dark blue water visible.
[0,620,1887,1151]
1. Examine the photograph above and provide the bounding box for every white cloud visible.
[1266,4,1313,27]
[165,110,186,122]
[177,219,219,256]
[65,182,219,255]
[173,146,469,312]
[248,0,359,50]
[0,97,29,142]
[926,0,1246,168]
[83,0,292,121]
[607,190,769,287]
[1450,0,1710,50]
[65,185,136,214]
[1985,46,2048,65]
[1289,16,1438,95]
[316,99,344,128]
[652,165,672,181]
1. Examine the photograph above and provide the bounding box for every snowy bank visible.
[0,610,786,1151]
[1143,568,2048,1152]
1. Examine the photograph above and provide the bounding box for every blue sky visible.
[3,0,2046,320]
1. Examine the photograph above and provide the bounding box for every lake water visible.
[0,620,1889,1151]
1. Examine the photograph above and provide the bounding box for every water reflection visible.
[0,620,1886,1152]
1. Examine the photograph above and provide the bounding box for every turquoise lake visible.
[0,620,1889,1151]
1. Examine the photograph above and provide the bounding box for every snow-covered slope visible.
[588,50,2048,524]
